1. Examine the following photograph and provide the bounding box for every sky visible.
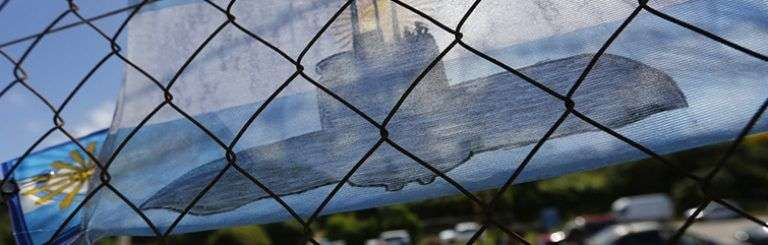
[0,1,129,161]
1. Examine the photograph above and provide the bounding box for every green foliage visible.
[537,171,608,193]
[0,210,14,244]
[378,205,423,240]
[207,225,271,245]
[324,213,377,244]
[263,220,307,245]
[324,204,423,244]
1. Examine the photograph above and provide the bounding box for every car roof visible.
[587,222,664,244]
[380,230,409,238]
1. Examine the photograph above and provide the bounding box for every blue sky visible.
[0,1,129,161]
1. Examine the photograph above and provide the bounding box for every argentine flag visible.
[85,0,768,239]
[2,130,106,245]
[4,0,764,243]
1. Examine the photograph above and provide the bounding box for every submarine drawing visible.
[140,1,688,215]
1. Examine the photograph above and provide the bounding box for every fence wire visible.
[0,0,767,244]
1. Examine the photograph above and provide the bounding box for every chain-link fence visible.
[0,0,767,244]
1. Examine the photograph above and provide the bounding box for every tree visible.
[325,213,377,244]
[207,225,271,245]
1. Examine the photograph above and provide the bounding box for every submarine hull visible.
[140,53,687,215]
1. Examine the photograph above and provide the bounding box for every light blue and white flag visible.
[82,0,767,241]
[2,130,107,244]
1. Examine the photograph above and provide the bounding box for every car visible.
[734,226,768,244]
[586,222,716,245]
[380,230,412,245]
[684,201,740,220]
[454,222,482,241]
[439,222,483,244]
[438,229,457,244]
[612,194,674,222]
[542,214,616,244]
[365,238,383,245]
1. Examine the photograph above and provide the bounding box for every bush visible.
[207,225,271,245]
[325,213,377,244]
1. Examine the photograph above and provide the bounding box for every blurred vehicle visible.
[454,222,482,241]
[586,222,715,245]
[684,201,740,220]
[317,238,346,245]
[734,226,768,245]
[380,230,411,245]
[439,222,482,244]
[612,194,674,222]
[365,238,382,245]
[540,214,616,245]
[438,229,457,244]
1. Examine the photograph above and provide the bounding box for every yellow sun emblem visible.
[20,142,97,209]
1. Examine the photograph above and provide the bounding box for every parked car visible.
[438,229,457,244]
[541,214,616,244]
[317,238,346,245]
[684,200,740,220]
[380,230,411,245]
[586,222,715,245]
[612,194,674,222]
[734,226,768,245]
[454,222,482,241]
[365,238,383,245]
[439,222,482,244]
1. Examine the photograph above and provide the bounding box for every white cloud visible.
[72,102,115,138]
[6,102,115,156]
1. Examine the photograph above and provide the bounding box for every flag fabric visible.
[79,0,767,241]
[2,130,107,245]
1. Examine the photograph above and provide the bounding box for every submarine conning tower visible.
[315,0,450,129]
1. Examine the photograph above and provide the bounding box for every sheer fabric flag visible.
[83,0,767,240]
[2,130,106,245]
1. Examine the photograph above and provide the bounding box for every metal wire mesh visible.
[0,0,766,244]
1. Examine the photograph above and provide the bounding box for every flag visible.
[83,0,768,239]
[2,130,107,244]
